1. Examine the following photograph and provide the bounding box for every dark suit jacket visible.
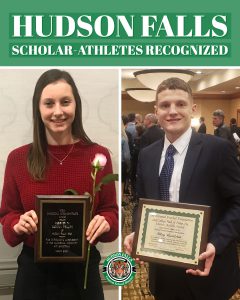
[231,124,240,137]
[197,122,206,133]
[214,124,233,142]
[140,125,164,149]
[134,131,240,300]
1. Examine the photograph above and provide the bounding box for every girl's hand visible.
[86,215,110,244]
[13,210,38,235]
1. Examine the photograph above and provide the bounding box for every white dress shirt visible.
[159,127,192,202]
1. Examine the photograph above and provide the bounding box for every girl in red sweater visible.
[0,69,118,300]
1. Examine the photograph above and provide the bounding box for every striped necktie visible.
[159,144,176,201]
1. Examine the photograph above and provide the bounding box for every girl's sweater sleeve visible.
[0,151,26,246]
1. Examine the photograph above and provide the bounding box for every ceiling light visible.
[125,88,156,102]
[134,69,195,90]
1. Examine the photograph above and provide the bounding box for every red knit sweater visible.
[0,141,118,248]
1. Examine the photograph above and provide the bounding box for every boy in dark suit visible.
[198,116,206,133]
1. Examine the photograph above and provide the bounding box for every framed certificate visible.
[132,199,211,270]
[35,195,90,263]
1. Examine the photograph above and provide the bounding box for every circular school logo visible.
[102,252,136,286]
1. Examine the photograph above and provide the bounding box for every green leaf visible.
[102,173,118,184]
[64,189,79,195]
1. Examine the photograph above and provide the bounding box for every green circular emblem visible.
[102,252,136,286]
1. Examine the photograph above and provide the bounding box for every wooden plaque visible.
[132,198,211,270]
[35,195,90,263]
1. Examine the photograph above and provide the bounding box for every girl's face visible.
[39,80,76,141]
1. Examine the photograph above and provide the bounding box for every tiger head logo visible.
[109,259,130,279]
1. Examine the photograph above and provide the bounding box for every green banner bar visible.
[0,1,240,66]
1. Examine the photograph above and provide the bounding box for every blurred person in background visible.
[198,116,206,134]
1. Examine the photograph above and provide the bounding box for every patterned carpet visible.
[122,199,154,300]
[122,195,240,300]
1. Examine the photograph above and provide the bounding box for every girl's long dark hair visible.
[27,69,93,180]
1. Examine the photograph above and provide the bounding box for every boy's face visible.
[155,88,196,142]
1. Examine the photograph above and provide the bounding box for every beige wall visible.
[230,97,240,125]
[122,98,155,117]
[194,97,231,134]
